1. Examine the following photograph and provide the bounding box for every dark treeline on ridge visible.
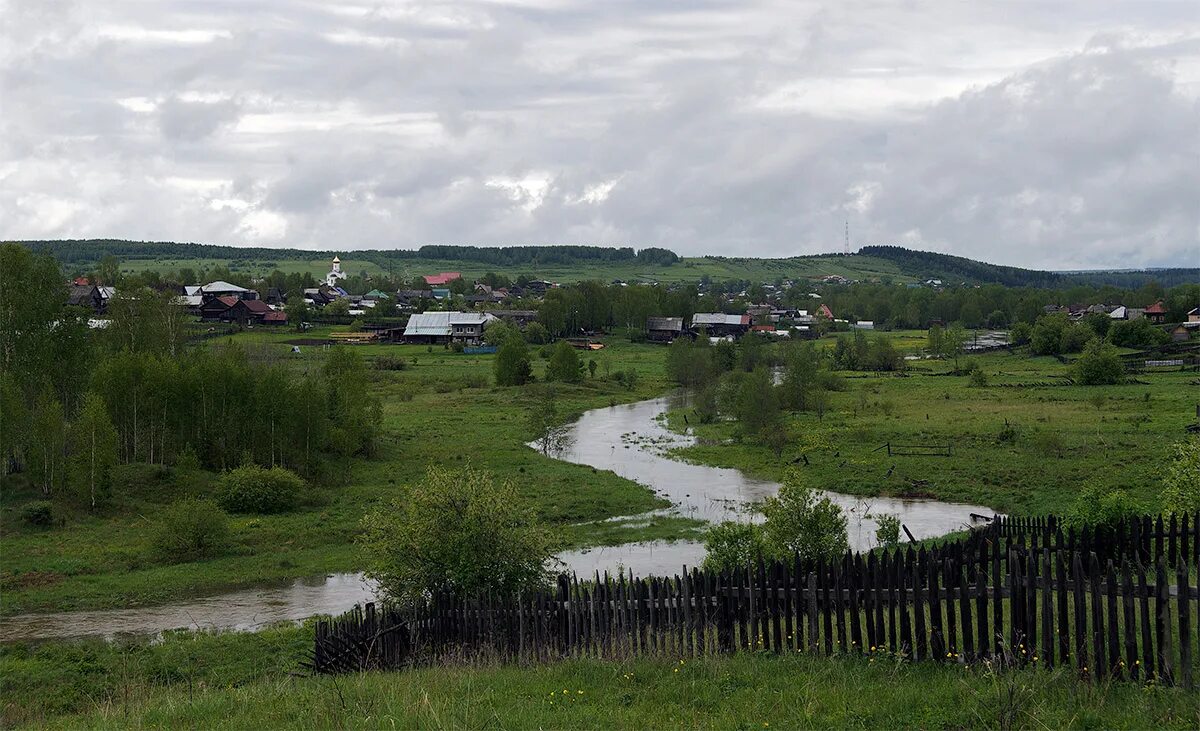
[859,245,1199,289]
[18,240,678,268]
[15,239,1197,289]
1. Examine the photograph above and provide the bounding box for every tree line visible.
[0,243,381,516]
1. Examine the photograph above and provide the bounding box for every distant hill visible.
[11,239,1197,289]
[857,245,1198,288]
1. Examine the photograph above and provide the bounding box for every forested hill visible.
[18,239,678,268]
[858,245,1199,289]
[13,239,1196,288]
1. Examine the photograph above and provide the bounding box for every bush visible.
[1074,338,1124,385]
[1064,481,1142,531]
[359,465,557,607]
[523,322,549,345]
[875,513,901,548]
[1109,317,1170,348]
[494,336,532,386]
[702,522,768,573]
[214,465,303,514]
[760,473,848,564]
[545,340,583,383]
[20,501,53,527]
[1160,436,1200,514]
[373,354,408,371]
[152,499,230,562]
[967,367,988,388]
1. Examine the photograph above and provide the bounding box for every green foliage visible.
[152,499,231,562]
[778,342,839,412]
[1108,317,1170,348]
[760,473,848,564]
[1064,481,1141,531]
[523,321,549,344]
[701,521,768,572]
[359,465,558,607]
[875,513,901,548]
[1009,321,1032,345]
[214,465,304,514]
[1073,338,1124,385]
[67,393,119,511]
[482,319,521,346]
[718,368,780,437]
[665,336,717,386]
[494,336,532,386]
[373,354,409,371]
[833,331,904,371]
[20,500,54,527]
[545,340,583,383]
[967,364,988,388]
[1159,437,1199,514]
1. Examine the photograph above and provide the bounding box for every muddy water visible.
[554,394,997,576]
[1,394,996,641]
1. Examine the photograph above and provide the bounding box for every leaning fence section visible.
[312,513,1198,688]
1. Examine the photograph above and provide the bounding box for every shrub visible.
[1160,436,1200,514]
[494,336,532,386]
[523,322,549,345]
[875,513,901,548]
[175,443,201,473]
[702,521,768,573]
[968,367,988,388]
[373,354,408,371]
[214,465,303,514]
[545,340,583,383]
[1109,317,1170,348]
[20,501,53,527]
[1064,481,1142,531]
[760,472,848,564]
[152,499,230,562]
[359,465,557,607]
[1074,338,1124,385]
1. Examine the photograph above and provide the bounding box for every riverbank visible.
[4,626,1197,728]
[0,336,681,617]
[662,349,1193,515]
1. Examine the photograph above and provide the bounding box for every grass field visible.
[115,253,913,285]
[3,623,1197,729]
[665,340,1195,515]
[0,333,694,616]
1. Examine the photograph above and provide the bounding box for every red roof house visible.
[424,272,462,286]
[263,311,288,325]
[816,304,834,320]
[1144,300,1167,323]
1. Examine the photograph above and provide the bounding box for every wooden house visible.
[646,316,684,343]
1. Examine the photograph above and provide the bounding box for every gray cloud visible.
[1,0,1197,268]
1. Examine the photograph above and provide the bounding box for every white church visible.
[325,256,347,287]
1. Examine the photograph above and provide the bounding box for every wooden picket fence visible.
[312,513,1198,687]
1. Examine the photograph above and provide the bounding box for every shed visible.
[646,317,684,343]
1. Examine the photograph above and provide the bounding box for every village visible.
[63,255,1200,349]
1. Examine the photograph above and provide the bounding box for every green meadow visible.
[666,342,1195,515]
[3,624,1197,729]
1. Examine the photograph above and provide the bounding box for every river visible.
[0,394,996,642]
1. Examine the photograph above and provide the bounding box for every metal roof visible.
[691,313,750,326]
[403,311,496,336]
[201,281,248,293]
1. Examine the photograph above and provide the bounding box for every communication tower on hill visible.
[844,220,851,255]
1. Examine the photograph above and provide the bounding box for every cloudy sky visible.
[2,0,1198,269]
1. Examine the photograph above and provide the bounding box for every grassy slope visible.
[667,338,1194,514]
[3,624,1196,729]
[114,253,912,285]
[0,334,696,615]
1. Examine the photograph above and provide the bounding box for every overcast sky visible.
[2,1,1198,269]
